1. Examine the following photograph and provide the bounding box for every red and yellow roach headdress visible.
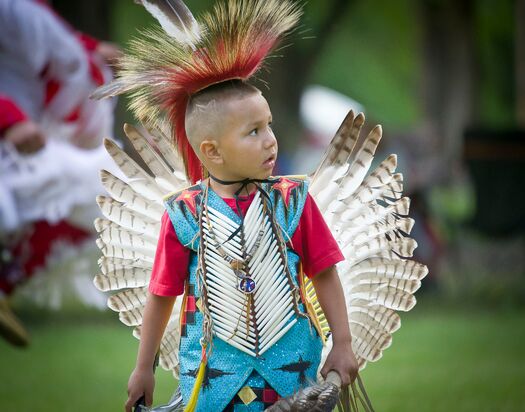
[93,0,301,183]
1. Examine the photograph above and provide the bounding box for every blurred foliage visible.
[475,0,515,127]
[429,183,476,234]
[309,0,422,131]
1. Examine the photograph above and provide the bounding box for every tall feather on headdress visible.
[138,0,202,45]
[93,0,301,183]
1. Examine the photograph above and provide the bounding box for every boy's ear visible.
[200,139,223,165]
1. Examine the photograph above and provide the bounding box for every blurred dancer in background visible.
[0,0,121,347]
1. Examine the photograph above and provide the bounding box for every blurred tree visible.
[517,0,525,127]
[474,0,515,128]
[460,0,524,235]
[418,0,475,176]
[53,0,111,40]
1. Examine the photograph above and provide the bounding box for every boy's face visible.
[211,92,277,180]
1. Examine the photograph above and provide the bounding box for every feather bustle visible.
[107,287,148,311]
[309,112,428,371]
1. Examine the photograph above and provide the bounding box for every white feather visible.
[140,0,201,46]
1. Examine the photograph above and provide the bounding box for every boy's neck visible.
[206,178,257,199]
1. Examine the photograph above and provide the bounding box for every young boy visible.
[95,3,427,410]
[87,0,358,410]
[124,81,358,411]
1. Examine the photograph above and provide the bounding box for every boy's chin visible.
[237,169,274,181]
[257,170,274,180]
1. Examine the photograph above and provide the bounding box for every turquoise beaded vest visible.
[164,177,322,410]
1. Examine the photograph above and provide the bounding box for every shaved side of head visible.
[185,80,261,152]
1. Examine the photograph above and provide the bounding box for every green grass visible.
[360,301,525,412]
[1,300,524,411]
[0,309,176,411]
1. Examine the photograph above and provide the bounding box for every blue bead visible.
[239,277,256,294]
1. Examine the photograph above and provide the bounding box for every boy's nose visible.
[263,128,277,149]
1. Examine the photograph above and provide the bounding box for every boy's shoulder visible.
[163,182,203,217]
[267,174,309,195]
[266,174,309,210]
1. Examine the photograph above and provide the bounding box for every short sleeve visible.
[149,212,190,296]
[290,193,344,278]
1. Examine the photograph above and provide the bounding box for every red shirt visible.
[149,192,344,296]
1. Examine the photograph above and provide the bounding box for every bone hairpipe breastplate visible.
[201,191,299,357]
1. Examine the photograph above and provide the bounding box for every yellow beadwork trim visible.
[298,262,330,344]
[163,182,194,202]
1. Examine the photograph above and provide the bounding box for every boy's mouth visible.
[263,154,276,168]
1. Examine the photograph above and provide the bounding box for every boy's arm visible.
[311,265,358,386]
[125,293,176,412]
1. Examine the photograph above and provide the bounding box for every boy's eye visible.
[249,128,258,136]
